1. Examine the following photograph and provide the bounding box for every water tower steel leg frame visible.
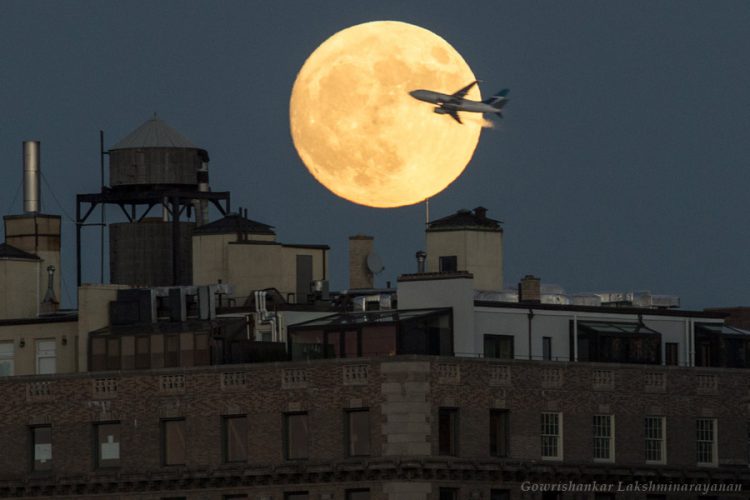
[75,187,230,287]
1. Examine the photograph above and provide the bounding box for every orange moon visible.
[289,21,482,208]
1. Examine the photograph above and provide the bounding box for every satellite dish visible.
[366,252,385,274]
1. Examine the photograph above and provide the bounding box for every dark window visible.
[165,334,180,368]
[439,256,458,272]
[491,490,510,500]
[484,334,514,359]
[541,493,560,500]
[223,496,248,500]
[95,422,121,468]
[161,418,186,465]
[439,488,459,500]
[31,425,52,472]
[296,254,313,304]
[223,415,248,463]
[135,336,150,369]
[747,420,750,464]
[284,493,309,500]
[346,489,370,500]
[594,495,615,500]
[696,341,712,367]
[194,333,210,366]
[490,410,509,457]
[285,412,309,460]
[106,337,121,370]
[665,342,679,365]
[438,408,458,456]
[90,337,107,371]
[346,409,370,456]
[543,336,552,360]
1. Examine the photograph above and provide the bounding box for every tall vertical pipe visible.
[23,141,41,213]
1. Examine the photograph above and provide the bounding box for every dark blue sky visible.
[2,1,749,309]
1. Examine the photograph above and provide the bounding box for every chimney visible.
[474,206,487,221]
[518,275,541,304]
[23,141,41,213]
[348,235,374,289]
[416,250,427,273]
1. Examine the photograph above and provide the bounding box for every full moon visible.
[290,21,482,208]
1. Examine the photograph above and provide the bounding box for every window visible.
[0,341,14,376]
[161,418,186,465]
[284,493,308,500]
[95,422,121,468]
[135,336,150,369]
[346,409,370,456]
[491,490,510,500]
[542,337,552,360]
[489,410,509,457]
[223,496,248,500]
[484,334,514,359]
[284,412,309,460]
[438,408,458,456]
[541,412,562,460]
[439,488,458,500]
[593,415,614,462]
[346,489,370,500]
[439,255,458,272]
[222,415,248,463]
[645,416,666,463]
[747,421,750,464]
[31,425,52,472]
[194,333,210,365]
[106,337,121,370]
[165,335,180,368]
[36,339,56,374]
[665,342,679,365]
[696,418,717,466]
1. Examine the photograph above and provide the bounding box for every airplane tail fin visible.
[483,89,510,109]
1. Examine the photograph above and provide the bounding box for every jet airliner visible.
[409,81,509,124]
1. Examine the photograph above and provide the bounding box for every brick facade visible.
[0,356,748,499]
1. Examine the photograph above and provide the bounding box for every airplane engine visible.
[434,108,448,114]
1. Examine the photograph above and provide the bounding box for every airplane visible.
[409,81,510,124]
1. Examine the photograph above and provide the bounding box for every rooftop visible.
[427,206,502,232]
[0,242,40,261]
[194,213,276,235]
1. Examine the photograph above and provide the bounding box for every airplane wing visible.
[450,81,478,100]
[447,110,462,124]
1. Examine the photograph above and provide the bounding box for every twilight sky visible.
[1,1,749,309]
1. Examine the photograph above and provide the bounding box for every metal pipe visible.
[171,196,180,285]
[573,314,578,362]
[99,131,106,284]
[23,141,41,213]
[76,197,82,288]
[527,308,534,360]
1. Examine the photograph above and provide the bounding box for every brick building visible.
[0,356,748,499]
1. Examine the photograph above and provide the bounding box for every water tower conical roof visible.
[110,115,198,150]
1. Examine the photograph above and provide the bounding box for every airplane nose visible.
[408,90,418,97]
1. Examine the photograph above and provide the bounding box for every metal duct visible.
[23,140,41,213]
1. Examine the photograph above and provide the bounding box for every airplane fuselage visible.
[409,89,501,114]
